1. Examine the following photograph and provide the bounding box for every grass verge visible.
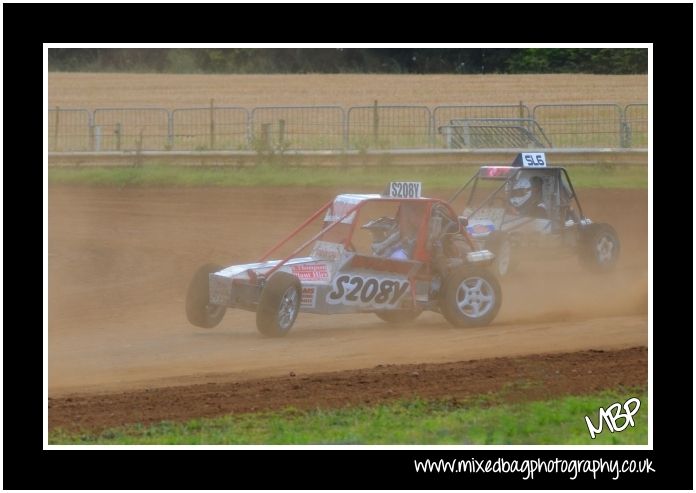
[50,387,647,445]
[48,164,647,189]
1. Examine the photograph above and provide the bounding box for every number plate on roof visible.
[388,182,422,198]
[512,152,547,167]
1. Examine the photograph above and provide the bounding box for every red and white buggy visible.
[186,182,502,337]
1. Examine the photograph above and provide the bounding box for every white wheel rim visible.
[278,286,298,330]
[455,277,495,319]
[596,234,615,263]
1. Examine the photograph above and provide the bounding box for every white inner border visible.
[43,43,652,451]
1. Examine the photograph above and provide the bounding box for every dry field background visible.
[48,73,648,110]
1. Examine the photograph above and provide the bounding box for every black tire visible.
[440,267,502,328]
[484,231,513,278]
[256,272,301,337]
[185,263,226,329]
[375,309,422,324]
[578,223,620,273]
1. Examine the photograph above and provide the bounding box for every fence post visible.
[443,126,452,149]
[619,106,629,148]
[519,100,530,135]
[260,123,271,151]
[94,126,102,152]
[373,100,379,147]
[246,109,252,149]
[88,111,95,151]
[209,99,215,150]
[168,111,174,149]
[278,119,285,149]
[343,108,349,150]
[115,122,121,151]
[135,128,144,166]
[53,106,60,151]
[462,122,471,147]
[430,110,437,148]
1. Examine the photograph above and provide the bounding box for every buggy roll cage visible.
[447,166,586,223]
[257,197,466,280]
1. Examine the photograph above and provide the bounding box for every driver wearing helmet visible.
[363,202,425,260]
[509,175,547,218]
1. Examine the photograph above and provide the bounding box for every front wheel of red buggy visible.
[440,267,501,328]
[256,272,301,337]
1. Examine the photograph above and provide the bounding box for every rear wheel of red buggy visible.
[185,263,226,329]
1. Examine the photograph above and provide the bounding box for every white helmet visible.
[509,177,532,208]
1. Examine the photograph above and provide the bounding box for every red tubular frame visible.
[258,196,472,281]
[258,199,334,262]
[262,200,365,279]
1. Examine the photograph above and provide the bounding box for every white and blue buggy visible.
[449,153,621,277]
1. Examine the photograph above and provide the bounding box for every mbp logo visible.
[584,397,641,439]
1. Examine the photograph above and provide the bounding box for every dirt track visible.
[48,186,648,409]
[49,347,647,431]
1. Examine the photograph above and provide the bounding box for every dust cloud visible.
[48,186,647,395]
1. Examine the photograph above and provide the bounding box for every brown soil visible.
[49,347,647,432]
[48,185,648,429]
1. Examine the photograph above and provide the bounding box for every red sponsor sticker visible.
[291,264,330,281]
[301,287,316,307]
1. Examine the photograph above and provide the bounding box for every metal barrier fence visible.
[48,109,91,151]
[93,108,170,151]
[172,107,249,150]
[47,103,648,152]
[347,105,431,149]
[251,106,345,150]
[533,104,623,148]
[623,104,648,148]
